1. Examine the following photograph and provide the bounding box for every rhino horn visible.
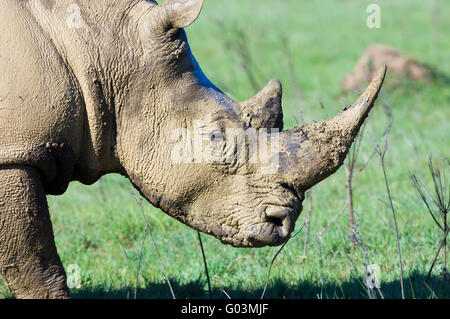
[241,79,283,130]
[147,0,204,31]
[279,65,387,191]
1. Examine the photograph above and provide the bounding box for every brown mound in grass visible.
[342,44,438,92]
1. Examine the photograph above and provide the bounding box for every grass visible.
[1,0,449,299]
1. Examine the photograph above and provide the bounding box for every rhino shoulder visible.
[0,2,84,194]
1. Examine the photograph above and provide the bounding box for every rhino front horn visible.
[146,0,204,31]
[279,65,387,191]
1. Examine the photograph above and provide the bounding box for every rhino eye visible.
[209,130,223,142]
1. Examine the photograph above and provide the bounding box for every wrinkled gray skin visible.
[0,0,386,298]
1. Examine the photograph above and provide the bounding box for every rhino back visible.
[0,1,85,194]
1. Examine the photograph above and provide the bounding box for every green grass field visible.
[1,0,449,299]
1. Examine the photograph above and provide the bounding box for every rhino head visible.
[116,0,386,247]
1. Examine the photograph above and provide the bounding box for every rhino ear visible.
[240,79,284,130]
[150,0,204,30]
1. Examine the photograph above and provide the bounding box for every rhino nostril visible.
[265,207,289,219]
[280,216,291,237]
[265,208,291,238]
[266,216,284,227]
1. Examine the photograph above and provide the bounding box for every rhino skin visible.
[0,0,386,298]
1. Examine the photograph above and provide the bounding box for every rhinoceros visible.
[0,0,386,298]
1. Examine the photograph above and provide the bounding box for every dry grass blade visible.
[134,228,147,299]
[429,159,450,215]
[261,223,305,299]
[376,122,405,299]
[426,229,449,282]
[411,156,449,281]
[302,190,312,258]
[352,215,385,299]
[344,121,376,250]
[410,174,444,230]
[130,193,176,299]
[423,280,439,299]
[197,231,212,298]
[222,290,231,299]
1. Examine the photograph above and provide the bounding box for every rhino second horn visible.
[240,79,283,130]
[279,65,387,191]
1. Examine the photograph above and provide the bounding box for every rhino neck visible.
[23,0,154,183]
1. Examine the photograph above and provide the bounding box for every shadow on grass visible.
[72,271,450,299]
